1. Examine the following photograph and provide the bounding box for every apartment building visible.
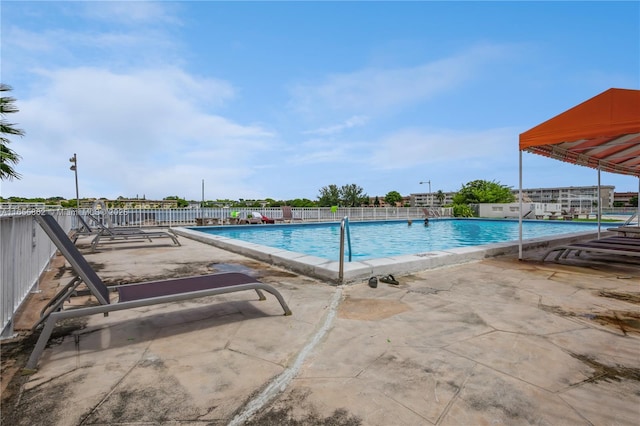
[516,186,614,211]
[410,192,456,207]
[410,185,617,211]
[613,192,638,207]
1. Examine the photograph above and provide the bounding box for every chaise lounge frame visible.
[607,226,640,237]
[25,213,292,371]
[275,206,303,223]
[83,213,181,251]
[71,214,148,242]
[541,236,640,262]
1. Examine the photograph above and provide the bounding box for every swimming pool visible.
[176,218,612,283]
[190,219,602,261]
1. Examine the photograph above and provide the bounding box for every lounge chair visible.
[561,208,578,221]
[69,214,96,242]
[84,214,180,251]
[261,215,276,224]
[71,214,158,242]
[592,236,640,247]
[276,206,303,223]
[234,213,262,225]
[244,216,262,224]
[606,226,640,237]
[24,213,292,371]
[86,213,157,233]
[195,217,220,226]
[249,212,275,224]
[541,236,640,262]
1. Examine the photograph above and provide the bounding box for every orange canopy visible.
[519,88,640,177]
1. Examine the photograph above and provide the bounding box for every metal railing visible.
[1,211,72,337]
[338,217,352,283]
[80,206,452,228]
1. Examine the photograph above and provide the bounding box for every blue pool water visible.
[192,219,604,261]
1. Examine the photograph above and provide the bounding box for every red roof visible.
[519,88,640,177]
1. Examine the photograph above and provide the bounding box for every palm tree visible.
[1,84,25,180]
[435,190,445,205]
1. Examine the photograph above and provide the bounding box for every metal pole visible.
[202,179,205,207]
[597,164,601,239]
[338,216,351,283]
[518,150,523,260]
[419,180,431,206]
[69,153,79,213]
[74,167,79,211]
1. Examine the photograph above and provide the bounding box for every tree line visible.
[2,180,517,218]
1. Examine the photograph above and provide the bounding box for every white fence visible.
[0,206,451,337]
[1,211,72,337]
[89,206,451,227]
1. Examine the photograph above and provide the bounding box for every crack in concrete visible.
[228,285,344,426]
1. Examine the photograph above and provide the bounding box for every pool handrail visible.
[339,216,352,283]
[624,212,637,226]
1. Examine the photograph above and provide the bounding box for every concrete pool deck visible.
[1,232,639,425]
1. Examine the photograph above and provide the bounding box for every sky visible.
[1,1,639,202]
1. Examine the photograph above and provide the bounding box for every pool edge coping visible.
[171,223,614,284]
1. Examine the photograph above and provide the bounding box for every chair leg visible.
[254,289,266,301]
[33,276,83,331]
[25,314,58,371]
[91,235,101,251]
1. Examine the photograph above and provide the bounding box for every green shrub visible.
[453,203,474,217]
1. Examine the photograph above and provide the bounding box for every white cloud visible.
[368,126,519,170]
[302,115,370,136]
[78,1,181,26]
[26,66,241,141]
[282,126,518,178]
[288,143,349,165]
[2,2,183,78]
[289,43,511,116]
[5,27,57,53]
[3,66,276,200]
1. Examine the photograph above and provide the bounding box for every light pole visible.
[419,180,431,206]
[69,154,79,211]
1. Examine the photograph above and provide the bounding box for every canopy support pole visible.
[518,150,523,260]
[597,164,601,239]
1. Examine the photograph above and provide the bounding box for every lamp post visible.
[419,180,431,206]
[69,154,79,211]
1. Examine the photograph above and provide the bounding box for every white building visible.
[515,185,614,212]
[410,185,614,212]
[477,202,563,219]
[410,192,456,207]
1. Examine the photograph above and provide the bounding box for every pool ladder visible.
[339,216,352,282]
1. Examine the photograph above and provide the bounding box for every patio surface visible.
[1,232,639,425]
